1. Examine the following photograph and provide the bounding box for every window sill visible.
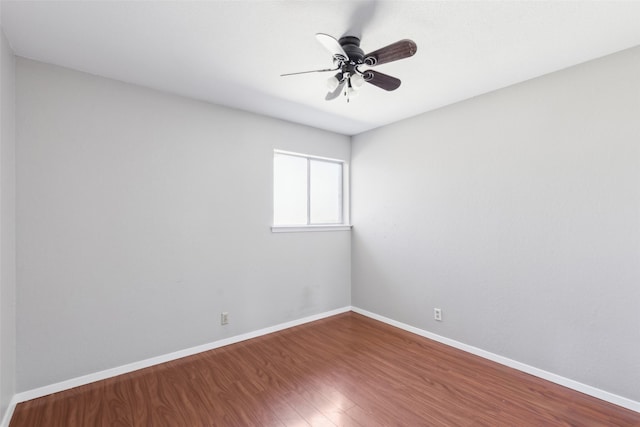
[271,225,352,233]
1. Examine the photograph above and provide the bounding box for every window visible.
[273,151,350,232]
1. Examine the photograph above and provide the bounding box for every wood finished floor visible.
[10,312,640,426]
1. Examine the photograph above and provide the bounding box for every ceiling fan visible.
[281,34,417,101]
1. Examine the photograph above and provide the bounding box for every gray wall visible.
[16,59,351,391]
[352,46,640,401]
[0,26,16,419]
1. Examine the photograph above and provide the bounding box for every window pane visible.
[310,160,342,224]
[273,154,308,225]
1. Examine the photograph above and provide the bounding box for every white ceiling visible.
[3,1,640,135]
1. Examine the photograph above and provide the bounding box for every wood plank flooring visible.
[10,312,640,426]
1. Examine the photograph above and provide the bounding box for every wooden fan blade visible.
[316,33,348,61]
[364,39,417,66]
[325,79,347,101]
[363,70,401,91]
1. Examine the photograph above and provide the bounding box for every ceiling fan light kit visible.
[327,74,342,91]
[282,33,417,102]
[350,73,365,88]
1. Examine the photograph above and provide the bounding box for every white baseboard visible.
[4,306,351,421]
[351,306,640,414]
[0,396,18,427]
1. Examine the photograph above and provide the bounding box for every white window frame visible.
[272,150,351,233]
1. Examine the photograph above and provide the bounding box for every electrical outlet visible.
[221,312,229,325]
[434,308,442,321]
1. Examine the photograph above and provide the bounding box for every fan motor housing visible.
[339,36,365,64]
